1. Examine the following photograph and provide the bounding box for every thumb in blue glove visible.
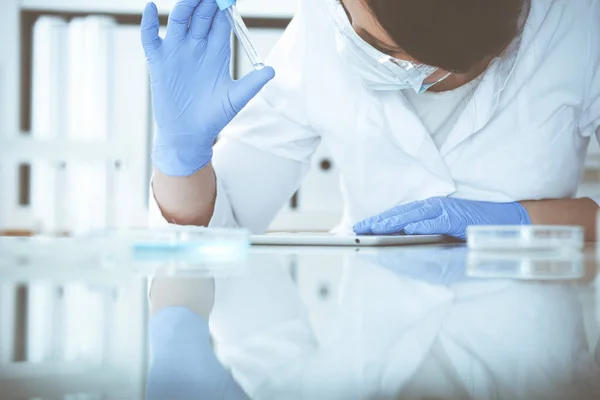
[141,0,275,177]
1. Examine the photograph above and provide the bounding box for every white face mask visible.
[325,0,450,93]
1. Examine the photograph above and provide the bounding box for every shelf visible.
[20,0,296,18]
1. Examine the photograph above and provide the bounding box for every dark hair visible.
[366,0,529,73]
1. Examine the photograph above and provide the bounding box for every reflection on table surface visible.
[1,243,599,399]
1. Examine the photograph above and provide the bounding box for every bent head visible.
[342,0,529,81]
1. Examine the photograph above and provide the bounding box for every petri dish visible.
[106,227,251,270]
[0,228,250,281]
[467,225,584,251]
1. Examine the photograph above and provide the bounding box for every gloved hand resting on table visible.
[141,0,275,177]
[354,197,531,240]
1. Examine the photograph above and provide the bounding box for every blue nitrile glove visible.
[141,0,275,176]
[354,197,531,240]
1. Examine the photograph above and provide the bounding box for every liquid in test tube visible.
[216,0,265,70]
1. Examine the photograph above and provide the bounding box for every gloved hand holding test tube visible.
[216,0,264,69]
[141,0,275,177]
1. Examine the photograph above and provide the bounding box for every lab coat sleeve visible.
[210,138,310,232]
[579,0,600,137]
[218,0,320,162]
[210,0,322,232]
[149,0,320,232]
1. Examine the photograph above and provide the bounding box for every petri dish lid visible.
[467,225,584,251]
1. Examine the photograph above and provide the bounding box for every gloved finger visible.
[166,0,201,41]
[369,206,440,235]
[353,221,375,235]
[354,200,427,234]
[402,218,445,236]
[141,2,163,57]
[207,10,232,52]
[404,214,468,239]
[229,67,276,112]
[189,0,218,40]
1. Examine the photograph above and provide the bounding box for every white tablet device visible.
[251,232,447,247]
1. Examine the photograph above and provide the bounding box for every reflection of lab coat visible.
[147,0,600,233]
[209,255,600,400]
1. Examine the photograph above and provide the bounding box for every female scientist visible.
[141,0,600,240]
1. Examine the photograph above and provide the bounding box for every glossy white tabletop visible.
[1,240,598,399]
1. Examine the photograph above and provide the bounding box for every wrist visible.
[152,129,216,177]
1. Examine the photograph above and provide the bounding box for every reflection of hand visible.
[147,307,249,400]
[354,197,531,239]
[360,247,471,286]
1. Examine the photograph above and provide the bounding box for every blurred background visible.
[0,0,598,235]
[0,0,345,236]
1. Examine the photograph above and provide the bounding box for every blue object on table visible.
[354,197,531,240]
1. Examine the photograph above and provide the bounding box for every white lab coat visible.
[150,0,600,232]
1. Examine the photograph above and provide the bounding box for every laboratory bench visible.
[0,239,599,399]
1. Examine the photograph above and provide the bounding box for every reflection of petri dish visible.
[467,249,584,280]
[467,226,584,251]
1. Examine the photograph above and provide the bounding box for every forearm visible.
[152,163,217,226]
[520,198,599,241]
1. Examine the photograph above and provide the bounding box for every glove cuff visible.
[513,202,532,225]
[152,145,213,177]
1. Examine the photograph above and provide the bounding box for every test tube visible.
[216,0,265,70]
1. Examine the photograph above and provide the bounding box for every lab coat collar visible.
[366,91,456,191]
